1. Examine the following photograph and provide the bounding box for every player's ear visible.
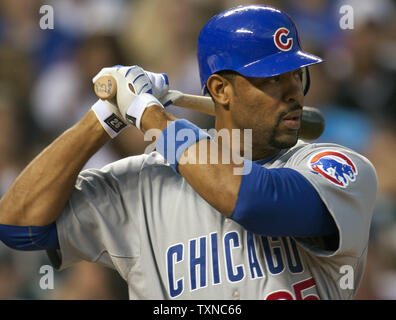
[206,74,232,111]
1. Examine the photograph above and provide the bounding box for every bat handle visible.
[94,75,117,100]
[172,93,215,116]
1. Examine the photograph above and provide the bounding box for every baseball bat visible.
[94,75,325,140]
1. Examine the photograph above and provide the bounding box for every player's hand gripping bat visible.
[93,75,325,140]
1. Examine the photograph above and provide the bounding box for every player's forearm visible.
[0,110,110,226]
[141,106,242,217]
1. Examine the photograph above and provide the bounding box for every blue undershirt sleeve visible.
[230,159,338,237]
[0,222,60,251]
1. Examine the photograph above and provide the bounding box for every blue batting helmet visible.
[197,5,323,95]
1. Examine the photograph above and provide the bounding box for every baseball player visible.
[0,5,377,300]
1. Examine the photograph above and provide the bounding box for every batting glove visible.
[112,66,183,106]
[93,65,163,130]
[143,70,183,106]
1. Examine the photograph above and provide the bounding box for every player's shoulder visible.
[100,151,171,174]
[78,152,171,180]
[282,140,377,189]
[285,140,375,169]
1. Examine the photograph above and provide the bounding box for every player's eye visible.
[267,75,281,84]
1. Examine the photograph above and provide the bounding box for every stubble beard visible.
[268,118,300,150]
[251,110,300,159]
[269,104,302,149]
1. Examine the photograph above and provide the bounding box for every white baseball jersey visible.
[49,140,377,300]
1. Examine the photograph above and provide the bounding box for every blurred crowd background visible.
[0,0,395,300]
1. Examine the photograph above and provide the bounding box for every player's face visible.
[229,69,304,159]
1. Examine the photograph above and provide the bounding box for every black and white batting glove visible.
[93,65,163,131]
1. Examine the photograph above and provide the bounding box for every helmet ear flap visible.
[302,66,311,96]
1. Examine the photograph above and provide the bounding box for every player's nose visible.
[281,72,304,106]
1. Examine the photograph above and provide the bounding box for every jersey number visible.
[266,277,319,300]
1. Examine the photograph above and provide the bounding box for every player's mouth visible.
[282,109,302,130]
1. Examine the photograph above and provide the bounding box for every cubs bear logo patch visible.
[308,151,358,188]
